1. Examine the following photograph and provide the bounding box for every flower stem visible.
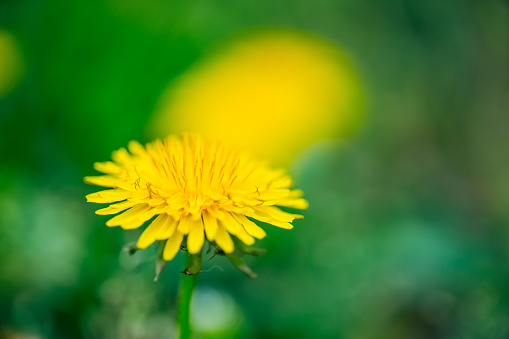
[178,253,197,339]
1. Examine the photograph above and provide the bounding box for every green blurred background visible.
[2,0,509,338]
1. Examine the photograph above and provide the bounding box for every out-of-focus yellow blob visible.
[149,30,364,166]
[0,30,24,98]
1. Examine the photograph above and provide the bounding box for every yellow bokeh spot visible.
[0,29,23,98]
[149,30,364,166]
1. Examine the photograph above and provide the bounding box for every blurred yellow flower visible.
[149,30,364,166]
[85,134,307,261]
[0,29,24,98]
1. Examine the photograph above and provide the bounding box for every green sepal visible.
[154,241,167,282]
[226,252,257,278]
[183,250,203,275]
[232,237,266,256]
[122,243,139,256]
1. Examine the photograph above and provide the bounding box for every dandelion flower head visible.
[85,134,308,261]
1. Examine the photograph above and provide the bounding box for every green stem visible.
[177,253,198,339]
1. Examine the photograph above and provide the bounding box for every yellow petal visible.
[112,147,132,165]
[163,232,184,261]
[157,217,179,240]
[95,201,133,215]
[202,211,218,241]
[187,219,205,254]
[176,214,193,234]
[165,193,187,209]
[147,197,166,207]
[220,212,255,246]
[253,205,298,222]
[257,188,290,200]
[214,225,234,254]
[86,189,132,203]
[275,198,309,210]
[136,214,168,249]
[244,209,294,229]
[270,176,293,188]
[120,217,152,230]
[106,204,150,227]
[120,208,159,229]
[128,140,146,157]
[84,176,119,188]
[233,213,266,239]
[93,161,121,174]
[231,196,262,206]
[289,189,304,198]
[131,190,150,201]
[109,200,135,209]
[207,206,227,220]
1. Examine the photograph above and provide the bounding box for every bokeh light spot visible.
[149,30,364,166]
[0,29,24,98]
[191,286,243,334]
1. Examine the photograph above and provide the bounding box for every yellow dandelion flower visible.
[85,134,308,262]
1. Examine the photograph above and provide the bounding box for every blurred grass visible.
[1,0,509,338]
